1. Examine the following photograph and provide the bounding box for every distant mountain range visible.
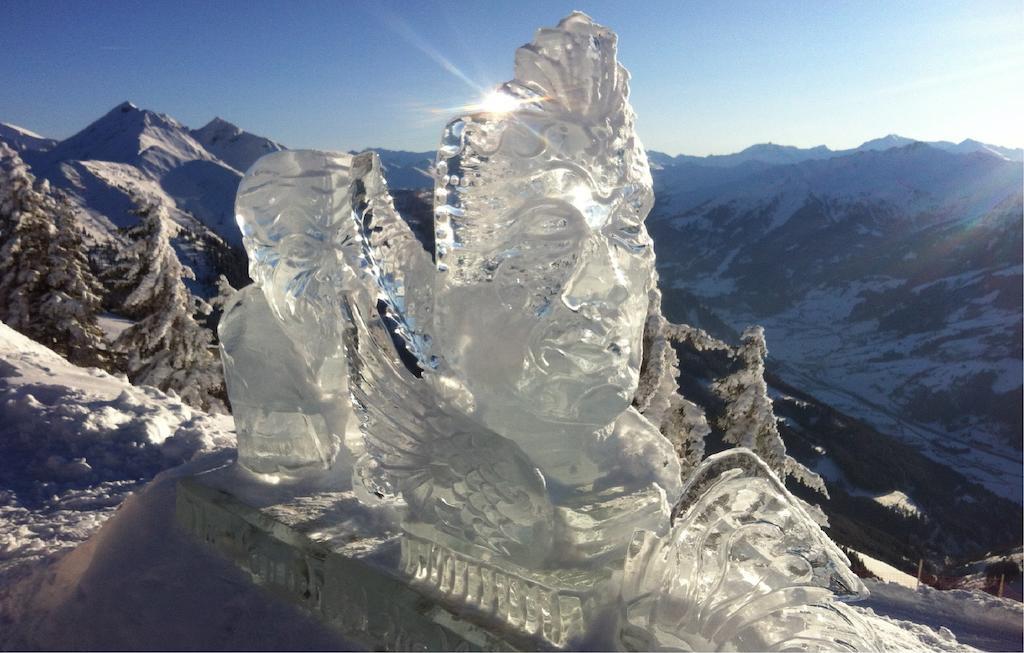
[647,141,1023,507]
[647,135,1024,169]
[3,103,1020,516]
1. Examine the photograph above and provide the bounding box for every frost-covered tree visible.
[37,191,108,367]
[712,325,826,495]
[636,290,710,475]
[114,200,226,412]
[209,274,237,312]
[0,143,107,366]
[0,143,50,334]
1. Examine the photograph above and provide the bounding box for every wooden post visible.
[998,573,1005,598]
[916,558,924,589]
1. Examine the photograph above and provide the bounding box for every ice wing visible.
[621,448,880,651]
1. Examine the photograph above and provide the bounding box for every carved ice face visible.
[432,108,655,428]
[236,151,370,362]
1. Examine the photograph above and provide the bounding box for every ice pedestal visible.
[175,470,621,650]
[175,473,516,650]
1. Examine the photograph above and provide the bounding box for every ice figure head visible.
[432,12,656,431]
[236,151,367,344]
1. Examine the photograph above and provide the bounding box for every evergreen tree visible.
[114,200,226,412]
[636,294,710,477]
[712,325,827,495]
[0,143,51,335]
[37,190,108,366]
[0,143,107,366]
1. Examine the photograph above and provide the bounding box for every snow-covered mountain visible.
[23,102,243,251]
[648,142,1023,503]
[190,117,285,174]
[648,134,1024,170]
[0,122,57,153]
[363,148,435,190]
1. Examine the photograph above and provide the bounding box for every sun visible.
[475,90,522,114]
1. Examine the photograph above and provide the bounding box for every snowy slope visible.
[0,322,234,571]
[191,117,286,174]
[861,579,1023,651]
[0,122,57,153]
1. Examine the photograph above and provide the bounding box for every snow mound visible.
[0,322,233,571]
[0,452,351,651]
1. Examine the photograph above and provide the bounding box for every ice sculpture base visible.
[400,532,612,649]
[175,474,530,651]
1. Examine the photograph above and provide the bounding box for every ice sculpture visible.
[220,11,880,651]
[219,286,347,476]
[430,12,681,499]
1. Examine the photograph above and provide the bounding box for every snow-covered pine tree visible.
[711,325,827,495]
[114,200,226,412]
[0,143,107,366]
[37,188,108,367]
[0,143,50,335]
[636,288,710,476]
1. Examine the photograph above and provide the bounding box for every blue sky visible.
[2,0,1022,155]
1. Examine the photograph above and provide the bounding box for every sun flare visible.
[474,90,522,114]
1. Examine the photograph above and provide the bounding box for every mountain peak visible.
[198,116,239,133]
[36,101,213,176]
[190,118,284,173]
[855,134,918,152]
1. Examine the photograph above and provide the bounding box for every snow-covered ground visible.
[858,550,920,588]
[861,580,1024,652]
[0,323,233,571]
[1,322,1021,651]
[0,451,354,651]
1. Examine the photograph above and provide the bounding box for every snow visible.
[860,579,1024,652]
[0,452,355,651]
[96,312,133,340]
[0,322,233,571]
[871,489,925,518]
[2,448,1014,651]
[857,549,920,588]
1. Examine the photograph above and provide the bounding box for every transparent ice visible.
[220,11,881,650]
